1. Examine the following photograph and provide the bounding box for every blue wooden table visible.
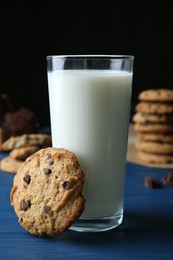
[0,152,173,259]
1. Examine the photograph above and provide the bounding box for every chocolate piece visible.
[48,159,54,165]
[43,168,52,175]
[20,200,31,211]
[162,172,173,186]
[43,205,51,213]
[144,176,162,189]
[47,152,52,159]
[23,174,31,184]
[63,181,72,190]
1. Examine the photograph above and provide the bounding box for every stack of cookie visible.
[132,89,173,164]
[0,134,52,173]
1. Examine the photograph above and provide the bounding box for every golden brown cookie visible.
[1,134,52,151]
[0,156,23,174]
[132,112,173,124]
[137,133,173,143]
[138,89,173,102]
[135,141,173,155]
[137,151,173,164]
[10,147,85,237]
[0,127,10,151]
[135,101,173,114]
[134,123,173,133]
[10,146,40,160]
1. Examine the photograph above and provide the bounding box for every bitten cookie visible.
[10,147,85,237]
[1,134,52,151]
[138,89,173,102]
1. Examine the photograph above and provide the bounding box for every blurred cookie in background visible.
[132,88,173,165]
[0,133,52,173]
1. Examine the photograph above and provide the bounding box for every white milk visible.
[48,70,132,218]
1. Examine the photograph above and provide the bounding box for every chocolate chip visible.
[144,176,162,189]
[20,200,31,211]
[43,168,52,175]
[48,159,54,165]
[23,174,31,184]
[62,181,72,190]
[157,90,161,96]
[43,205,51,213]
[47,152,52,159]
[162,172,173,186]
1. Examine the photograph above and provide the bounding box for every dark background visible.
[1,0,173,127]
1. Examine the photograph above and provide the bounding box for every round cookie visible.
[0,156,23,173]
[134,123,173,133]
[10,145,40,160]
[135,101,173,114]
[133,112,173,124]
[137,151,173,164]
[137,133,173,143]
[138,89,173,102]
[10,147,85,237]
[135,141,173,155]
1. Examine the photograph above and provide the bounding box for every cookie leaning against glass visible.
[132,88,173,164]
[10,147,85,237]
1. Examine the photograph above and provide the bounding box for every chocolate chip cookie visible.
[135,141,173,155]
[137,151,173,164]
[0,156,23,173]
[1,134,52,151]
[9,145,40,160]
[10,147,85,237]
[137,133,173,143]
[134,123,173,133]
[133,88,173,165]
[133,112,173,124]
[135,101,173,114]
[138,89,173,102]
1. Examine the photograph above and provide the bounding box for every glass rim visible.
[46,54,134,60]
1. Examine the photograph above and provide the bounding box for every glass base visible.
[69,211,123,232]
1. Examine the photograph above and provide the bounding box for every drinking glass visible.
[47,55,134,232]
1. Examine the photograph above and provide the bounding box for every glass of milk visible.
[47,55,134,232]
